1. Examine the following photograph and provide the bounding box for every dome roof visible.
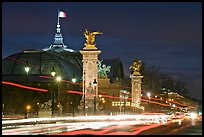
[2,50,124,83]
[2,16,124,83]
[2,50,83,83]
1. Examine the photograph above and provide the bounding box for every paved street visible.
[138,119,202,135]
[2,114,202,135]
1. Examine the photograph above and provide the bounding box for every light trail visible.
[66,90,189,109]
[2,114,172,135]
[2,79,192,109]
[2,81,48,92]
[2,114,170,125]
[4,57,194,110]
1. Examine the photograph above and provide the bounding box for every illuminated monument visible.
[79,29,102,115]
[2,11,125,116]
[129,58,144,111]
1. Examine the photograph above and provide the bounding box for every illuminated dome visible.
[2,18,124,83]
[2,51,124,83]
[2,19,83,82]
[2,50,83,83]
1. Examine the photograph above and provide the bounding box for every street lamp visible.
[120,89,128,114]
[56,76,62,115]
[147,92,151,99]
[123,90,127,114]
[26,105,31,117]
[26,105,31,111]
[147,92,151,112]
[37,102,40,116]
[93,79,97,115]
[123,90,129,114]
[71,74,76,117]
[83,71,86,116]
[56,76,62,82]
[24,61,30,119]
[51,67,56,77]
[119,90,123,114]
[51,67,56,117]
[72,74,77,83]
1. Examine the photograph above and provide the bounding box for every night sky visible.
[2,2,202,100]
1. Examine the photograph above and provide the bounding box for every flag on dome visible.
[58,10,66,18]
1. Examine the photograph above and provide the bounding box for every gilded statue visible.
[129,59,142,75]
[84,29,102,47]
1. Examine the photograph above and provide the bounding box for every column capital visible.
[129,75,143,79]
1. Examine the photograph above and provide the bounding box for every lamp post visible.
[72,74,76,83]
[51,67,56,117]
[36,102,39,116]
[147,92,151,112]
[56,76,62,115]
[119,89,128,114]
[93,79,97,115]
[24,61,30,119]
[123,90,126,114]
[83,71,86,115]
[147,92,151,99]
[119,91,123,114]
[71,74,76,117]
[26,105,31,118]
[122,90,129,114]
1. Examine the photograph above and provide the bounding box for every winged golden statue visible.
[84,29,102,47]
[129,59,142,76]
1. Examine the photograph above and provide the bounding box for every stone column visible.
[130,75,143,110]
[80,46,101,114]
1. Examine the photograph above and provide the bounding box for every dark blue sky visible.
[2,2,202,100]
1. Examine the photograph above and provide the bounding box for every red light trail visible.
[2,81,48,92]
[5,57,194,109]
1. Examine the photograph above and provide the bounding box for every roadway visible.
[138,119,202,135]
[2,114,202,135]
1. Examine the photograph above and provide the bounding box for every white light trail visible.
[2,114,171,125]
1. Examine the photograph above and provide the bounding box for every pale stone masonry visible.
[130,75,143,110]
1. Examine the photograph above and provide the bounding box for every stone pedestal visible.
[98,78,110,88]
[79,44,101,115]
[38,109,52,118]
[130,75,143,110]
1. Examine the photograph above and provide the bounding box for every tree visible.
[132,58,189,98]
[173,80,189,96]
[141,65,162,94]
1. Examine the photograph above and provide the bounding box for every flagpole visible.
[57,10,59,25]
